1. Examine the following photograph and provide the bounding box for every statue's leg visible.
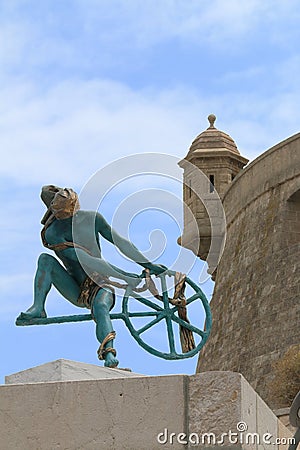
[19,253,80,319]
[92,288,119,368]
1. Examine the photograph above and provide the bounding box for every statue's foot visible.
[104,352,119,368]
[17,306,47,320]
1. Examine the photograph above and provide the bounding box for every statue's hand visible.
[147,264,168,276]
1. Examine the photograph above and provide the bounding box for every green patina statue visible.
[17,185,212,366]
[17,185,167,368]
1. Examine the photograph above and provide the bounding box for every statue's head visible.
[41,185,60,208]
[41,185,80,223]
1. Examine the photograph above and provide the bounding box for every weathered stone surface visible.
[241,375,257,450]
[275,408,298,434]
[0,372,187,450]
[179,118,248,262]
[188,371,241,440]
[256,395,277,449]
[186,115,241,156]
[5,359,143,384]
[277,419,294,450]
[188,371,291,450]
[0,366,293,450]
[195,132,300,410]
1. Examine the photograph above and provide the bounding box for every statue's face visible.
[40,185,62,208]
[40,185,80,220]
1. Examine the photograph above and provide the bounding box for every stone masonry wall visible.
[197,133,300,410]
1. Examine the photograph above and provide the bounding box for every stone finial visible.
[208,114,216,129]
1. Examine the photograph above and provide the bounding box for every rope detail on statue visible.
[100,269,195,353]
[140,270,196,353]
[40,212,196,355]
[77,269,196,354]
[39,195,195,354]
[41,213,93,255]
[97,331,117,360]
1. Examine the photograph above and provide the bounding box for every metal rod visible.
[16,312,125,326]
[137,315,164,335]
[160,275,176,354]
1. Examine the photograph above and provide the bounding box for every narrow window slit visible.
[209,175,215,193]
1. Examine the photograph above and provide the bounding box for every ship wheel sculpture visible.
[16,185,212,367]
[17,269,211,361]
[121,270,211,360]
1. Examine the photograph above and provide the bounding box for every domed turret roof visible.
[187,114,240,156]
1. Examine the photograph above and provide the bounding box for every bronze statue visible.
[17,185,167,368]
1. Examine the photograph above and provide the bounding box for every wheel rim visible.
[122,273,212,360]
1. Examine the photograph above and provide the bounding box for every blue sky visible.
[1,0,300,382]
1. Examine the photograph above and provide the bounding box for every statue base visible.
[1,361,294,449]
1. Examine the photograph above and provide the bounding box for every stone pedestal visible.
[0,360,294,450]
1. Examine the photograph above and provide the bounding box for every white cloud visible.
[76,0,300,49]
[0,1,299,190]
[0,72,300,188]
[0,0,299,75]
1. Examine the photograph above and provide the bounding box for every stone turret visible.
[179,117,300,411]
[178,115,248,271]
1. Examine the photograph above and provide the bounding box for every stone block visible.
[188,372,250,449]
[5,359,144,384]
[0,365,294,450]
[277,419,294,450]
[241,377,257,450]
[0,373,187,450]
[256,395,278,450]
[187,371,293,450]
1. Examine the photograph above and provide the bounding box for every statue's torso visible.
[44,211,102,283]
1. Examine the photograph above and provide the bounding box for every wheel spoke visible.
[159,275,176,353]
[136,314,165,335]
[128,291,163,312]
[186,293,201,306]
[127,311,159,318]
[123,273,211,360]
[160,274,170,311]
[172,314,206,337]
[166,316,176,353]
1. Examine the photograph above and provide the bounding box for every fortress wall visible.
[197,133,300,410]
[222,133,300,226]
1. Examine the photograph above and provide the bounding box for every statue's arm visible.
[95,213,166,274]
